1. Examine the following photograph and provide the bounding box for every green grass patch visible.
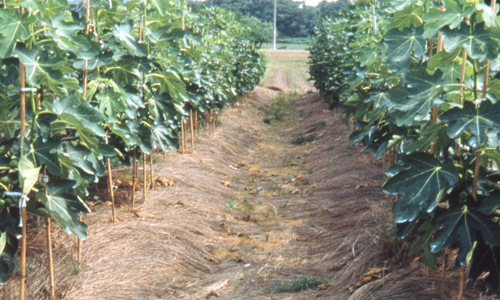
[292,133,316,145]
[266,276,326,294]
[263,92,300,123]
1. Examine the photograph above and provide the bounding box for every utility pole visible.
[273,0,277,50]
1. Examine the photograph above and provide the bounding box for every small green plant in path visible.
[266,276,326,294]
[263,92,300,123]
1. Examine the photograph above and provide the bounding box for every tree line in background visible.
[189,0,350,40]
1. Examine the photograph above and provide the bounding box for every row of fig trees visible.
[0,0,266,294]
[309,0,500,295]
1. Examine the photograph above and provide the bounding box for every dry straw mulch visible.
[0,86,489,299]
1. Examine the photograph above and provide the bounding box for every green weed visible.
[263,92,300,123]
[266,276,326,294]
[292,134,316,145]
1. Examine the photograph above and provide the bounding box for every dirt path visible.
[4,51,482,299]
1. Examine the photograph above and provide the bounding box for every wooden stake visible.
[46,218,55,299]
[149,152,153,190]
[142,152,147,201]
[427,39,433,59]
[190,110,195,149]
[180,122,185,153]
[195,111,198,136]
[212,110,216,133]
[441,250,448,300]
[131,148,137,210]
[457,266,465,300]
[77,0,92,268]
[183,121,188,152]
[105,137,116,222]
[18,7,27,296]
[208,109,212,134]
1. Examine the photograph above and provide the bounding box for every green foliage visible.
[211,0,325,38]
[0,0,266,285]
[263,92,298,123]
[309,0,500,292]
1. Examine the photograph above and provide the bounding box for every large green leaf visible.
[38,180,89,240]
[18,153,41,195]
[383,153,459,223]
[430,207,500,265]
[390,68,445,126]
[405,123,451,154]
[440,99,500,148]
[440,25,499,62]
[0,9,33,58]
[33,137,61,176]
[383,27,426,69]
[422,0,474,38]
[112,23,147,57]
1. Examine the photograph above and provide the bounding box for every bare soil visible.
[0,51,494,299]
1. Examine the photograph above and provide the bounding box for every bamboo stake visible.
[78,0,92,265]
[427,39,433,60]
[46,218,55,299]
[180,121,185,153]
[18,7,28,299]
[208,109,212,134]
[105,137,116,222]
[212,110,216,133]
[195,111,198,136]
[131,148,137,210]
[457,266,465,300]
[142,152,147,201]
[149,152,153,190]
[441,250,447,300]
[190,110,194,149]
[183,121,188,152]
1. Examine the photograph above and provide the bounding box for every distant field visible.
[261,43,309,51]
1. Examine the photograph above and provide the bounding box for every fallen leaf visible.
[355,183,369,189]
[206,257,222,265]
[206,291,220,298]
[318,283,330,290]
[210,148,216,153]
[220,181,232,187]
[201,160,206,164]
[328,262,346,272]
[349,267,388,293]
